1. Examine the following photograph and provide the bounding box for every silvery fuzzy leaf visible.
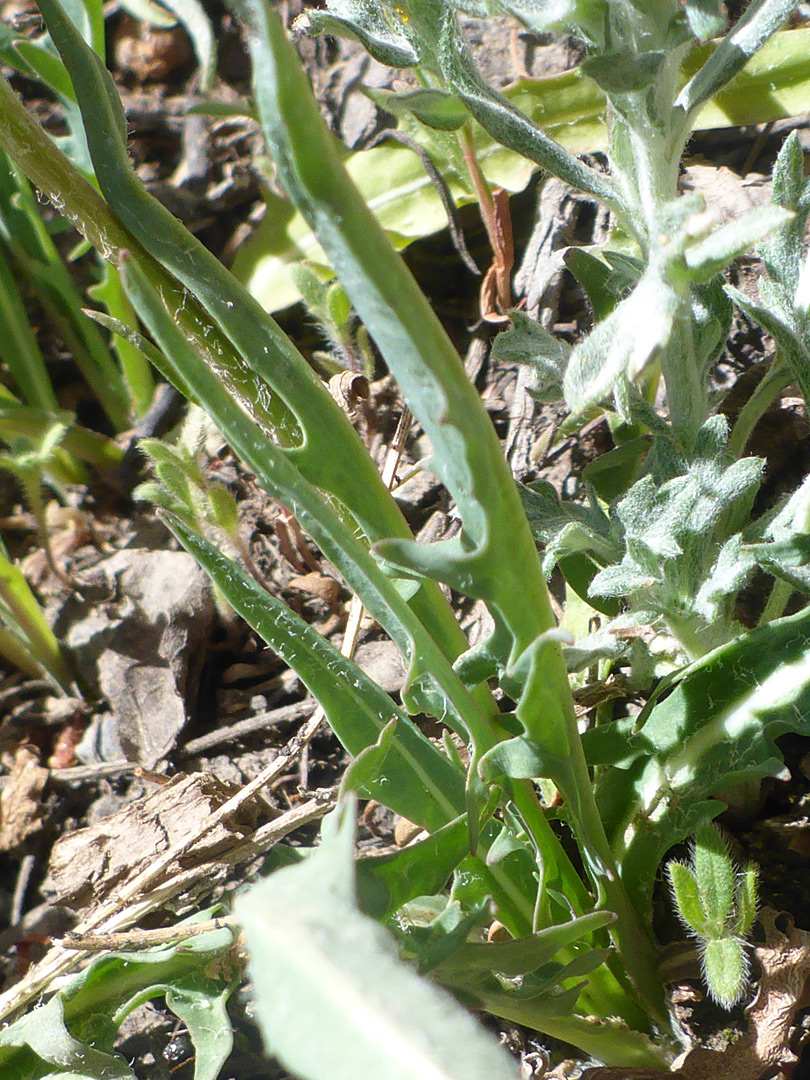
[684,0,726,41]
[626,536,669,580]
[433,2,617,203]
[763,132,810,296]
[725,283,810,403]
[306,2,420,68]
[682,205,794,283]
[563,626,629,672]
[519,479,611,542]
[749,538,810,595]
[614,475,690,558]
[694,534,755,621]
[487,0,608,42]
[541,519,617,577]
[772,130,809,213]
[518,478,566,540]
[768,474,810,540]
[588,557,658,598]
[684,416,763,537]
[748,476,810,593]
[795,247,810,316]
[563,269,679,416]
[611,379,670,438]
[492,310,569,399]
[582,49,665,94]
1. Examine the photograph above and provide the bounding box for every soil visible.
[2,2,810,1079]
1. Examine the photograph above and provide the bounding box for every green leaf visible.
[605,605,810,923]
[164,516,467,831]
[693,534,755,621]
[562,267,679,415]
[491,310,568,401]
[369,87,469,131]
[433,910,616,981]
[582,49,665,94]
[478,734,550,783]
[356,816,471,922]
[235,800,522,1080]
[564,248,642,321]
[682,204,794,282]
[163,977,234,1080]
[725,282,810,404]
[0,918,237,1080]
[0,994,134,1078]
[305,4,420,68]
[667,861,707,936]
[27,0,492,733]
[684,0,727,42]
[207,482,239,535]
[735,867,759,937]
[692,824,735,929]
[701,937,747,1009]
[235,0,564,680]
[340,717,398,800]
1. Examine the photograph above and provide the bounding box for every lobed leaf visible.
[234,0,565,681]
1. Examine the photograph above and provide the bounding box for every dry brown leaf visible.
[44,772,258,912]
[0,744,47,852]
[286,571,341,608]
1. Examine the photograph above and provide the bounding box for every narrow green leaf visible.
[35,0,479,679]
[0,246,59,411]
[667,861,707,936]
[692,825,735,928]
[676,0,801,117]
[434,910,616,981]
[735,867,759,937]
[0,547,73,691]
[165,514,466,830]
[120,251,497,760]
[234,0,563,673]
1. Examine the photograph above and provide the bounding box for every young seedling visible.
[668,823,759,1009]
